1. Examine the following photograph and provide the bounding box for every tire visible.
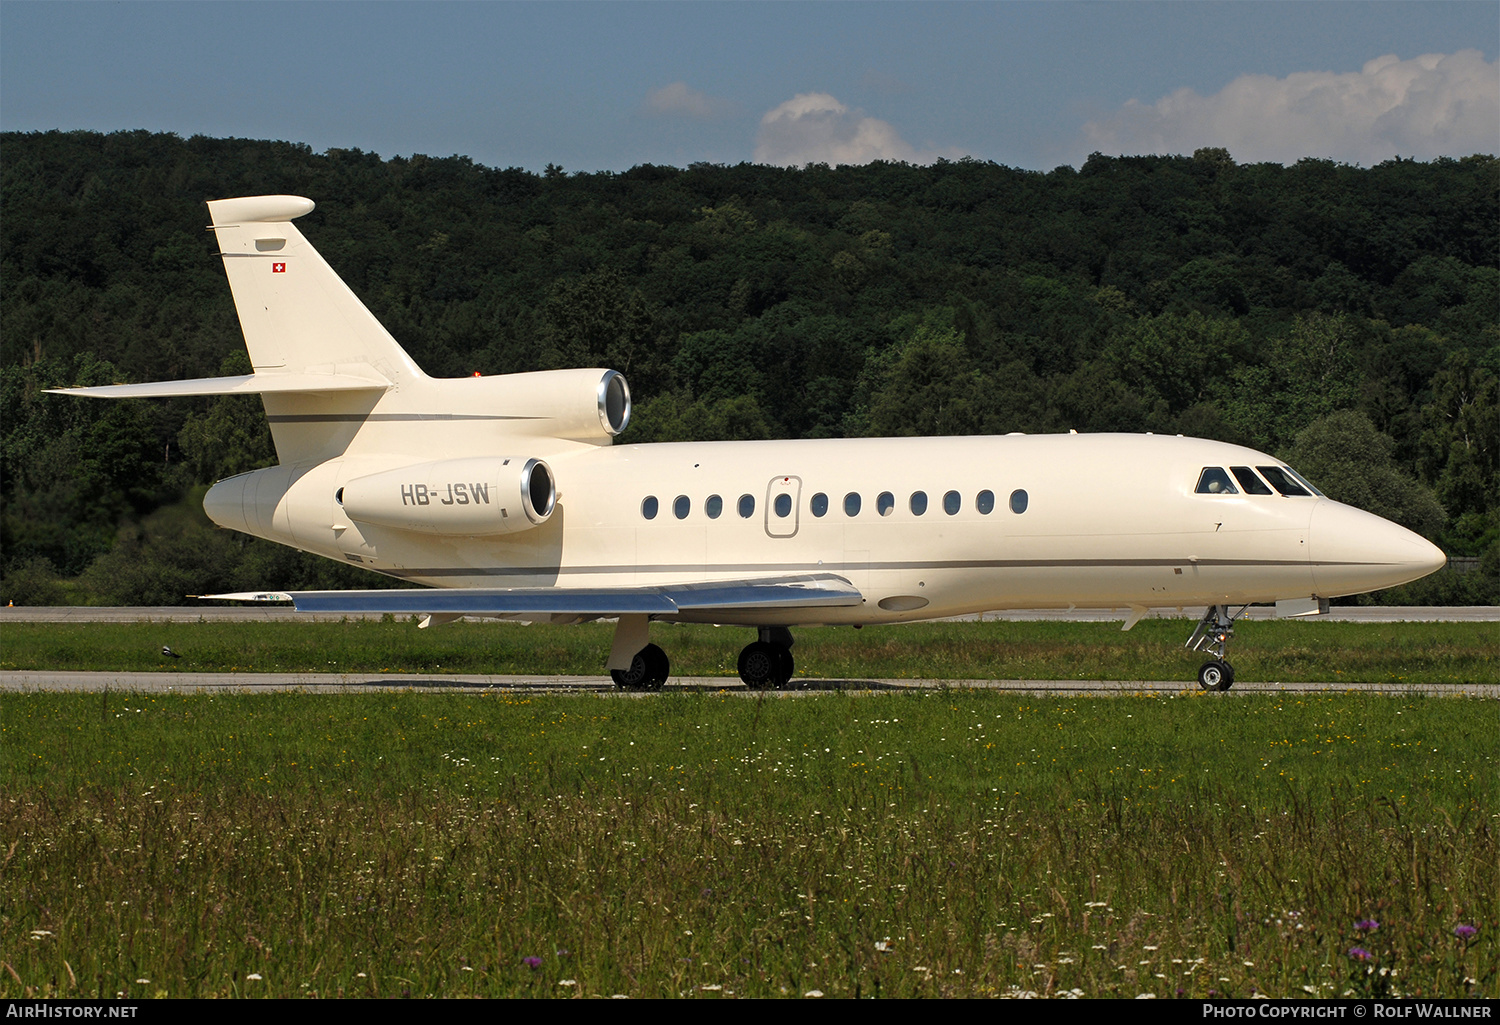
[611,649,651,690]
[738,641,779,690]
[611,643,670,691]
[1198,660,1228,691]
[774,646,794,687]
[642,643,670,691]
[1200,660,1224,693]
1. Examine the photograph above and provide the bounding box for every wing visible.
[202,572,863,619]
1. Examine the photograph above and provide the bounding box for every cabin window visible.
[844,492,862,516]
[1230,467,1273,495]
[943,490,961,515]
[674,495,691,519]
[877,492,895,516]
[706,495,723,519]
[1195,467,1238,494]
[977,490,995,515]
[909,491,928,515]
[1010,489,1029,514]
[642,496,659,520]
[774,493,792,518]
[1257,466,1311,497]
[738,494,756,518]
[810,492,829,517]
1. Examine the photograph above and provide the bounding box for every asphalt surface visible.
[6,605,1492,697]
[5,605,1498,623]
[2,670,1494,698]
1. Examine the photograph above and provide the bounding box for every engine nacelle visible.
[445,367,630,444]
[339,457,556,535]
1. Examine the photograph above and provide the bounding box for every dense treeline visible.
[2,130,1496,604]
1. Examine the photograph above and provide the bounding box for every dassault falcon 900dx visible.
[53,195,1447,691]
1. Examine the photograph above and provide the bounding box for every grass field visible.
[2,618,1498,684]
[1,687,1495,999]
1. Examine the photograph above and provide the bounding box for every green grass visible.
[2,618,1497,683]
[1,690,1495,998]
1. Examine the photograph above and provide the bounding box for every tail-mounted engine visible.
[339,456,556,535]
[455,367,630,444]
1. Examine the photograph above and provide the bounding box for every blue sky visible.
[2,2,1495,172]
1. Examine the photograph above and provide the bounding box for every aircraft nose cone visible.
[1309,501,1447,597]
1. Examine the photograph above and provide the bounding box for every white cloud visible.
[1082,50,1499,165]
[754,92,961,167]
[645,82,728,119]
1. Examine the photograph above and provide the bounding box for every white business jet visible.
[54,196,1447,691]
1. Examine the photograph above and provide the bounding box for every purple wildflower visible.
[1348,947,1372,961]
[1355,919,1379,932]
[523,956,543,969]
[1454,924,1477,939]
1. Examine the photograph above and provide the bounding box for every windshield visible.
[1257,466,1311,497]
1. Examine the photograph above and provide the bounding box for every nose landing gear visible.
[1186,604,1247,691]
[738,627,795,690]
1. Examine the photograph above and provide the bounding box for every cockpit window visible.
[1257,466,1311,497]
[1281,465,1325,497]
[1230,466,1274,495]
[1195,467,1238,495]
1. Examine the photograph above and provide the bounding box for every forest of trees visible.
[2,130,1496,604]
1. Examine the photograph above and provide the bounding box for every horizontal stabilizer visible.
[201,573,864,617]
[48,372,391,399]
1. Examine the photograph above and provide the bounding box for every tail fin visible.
[55,196,626,469]
[205,196,433,464]
[207,196,426,386]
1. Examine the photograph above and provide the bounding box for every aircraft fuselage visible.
[205,431,1443,627]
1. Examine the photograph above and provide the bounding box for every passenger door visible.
[764,475,802,538]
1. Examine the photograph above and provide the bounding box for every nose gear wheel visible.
[1197,659,1235,691]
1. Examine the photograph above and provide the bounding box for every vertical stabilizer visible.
[207,196,426,385]
[207,196,430,465]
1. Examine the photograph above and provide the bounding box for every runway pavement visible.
[7,605,1492,697]
[5,605,1497,623]
[2,670,1494,698]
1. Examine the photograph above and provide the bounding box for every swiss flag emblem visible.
[271,262,286,273]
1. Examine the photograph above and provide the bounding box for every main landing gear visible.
[737,627,795,690]
[608,626,795,691]
[1186,604,1248,691]
[611,643,670,691]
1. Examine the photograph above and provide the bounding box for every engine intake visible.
[598,369,630,436]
